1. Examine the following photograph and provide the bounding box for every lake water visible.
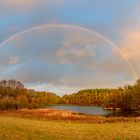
[47,105,112,116]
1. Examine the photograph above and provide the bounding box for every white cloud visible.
[56,41,95,64]
[28,83,79,96]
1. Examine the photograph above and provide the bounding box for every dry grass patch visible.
[0,109,140,123]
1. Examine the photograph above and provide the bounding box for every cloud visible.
[120,29,140,60]
[28,83,80,96]
[1,0,64,9]
[56,41,95,64]
[8,56,19,65]
[119,28,140,77]
[0,25,135,94]
[1,0,36,11]
[113,1,140,79]
[0,0,140,95]
[3,0,33,6]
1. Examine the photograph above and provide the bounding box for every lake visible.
[47,105,112,116]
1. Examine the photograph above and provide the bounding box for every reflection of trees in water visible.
[110,109,140,117]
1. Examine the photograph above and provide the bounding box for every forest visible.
[0,79,140,110]
[63,80,140,110]
[0,80,61,110]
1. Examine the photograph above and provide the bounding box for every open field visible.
[0,116,140,140]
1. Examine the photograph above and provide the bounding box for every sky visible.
[0,0,140,95]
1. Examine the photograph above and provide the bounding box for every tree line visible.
[0,80,61,110]
[0,79,140,110]
[62,80,140,110]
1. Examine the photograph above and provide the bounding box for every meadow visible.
[0,116,140,140]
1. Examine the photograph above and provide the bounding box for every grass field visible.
[0,116,140,140]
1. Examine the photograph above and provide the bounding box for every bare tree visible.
[0,79,24,89]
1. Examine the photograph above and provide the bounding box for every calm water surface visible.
[47,105,112,116]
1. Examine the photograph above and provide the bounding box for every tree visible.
[0,79,24,89]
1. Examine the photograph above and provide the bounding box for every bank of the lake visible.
[1,109,140,123]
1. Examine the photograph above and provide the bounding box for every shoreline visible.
[0,108,140,123]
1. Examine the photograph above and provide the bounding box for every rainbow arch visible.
[0,23,137,81]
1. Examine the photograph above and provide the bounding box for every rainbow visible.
[0,24,137,81]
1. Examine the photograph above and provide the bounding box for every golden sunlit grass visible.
[0,116,140,140]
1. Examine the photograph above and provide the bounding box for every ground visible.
[0,116,140,140]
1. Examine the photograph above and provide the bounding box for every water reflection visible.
[48,105,140,116]
[47,105,112,116]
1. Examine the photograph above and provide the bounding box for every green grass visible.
[0,116,140,140]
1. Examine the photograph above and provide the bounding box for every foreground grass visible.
[0,116,140,140]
